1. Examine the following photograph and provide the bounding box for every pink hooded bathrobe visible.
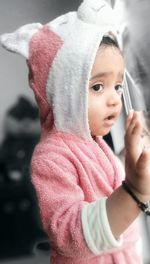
[0,0,143,263]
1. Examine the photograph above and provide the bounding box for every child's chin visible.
[98,129,112,137]
[92,131,111,138]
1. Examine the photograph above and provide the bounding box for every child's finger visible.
[131,121,143,142]
[125,121,142,148]
[125,113,144,162]
[125,110,134,130]
[137,147,150,176]
[126,112,142,136]
[125,111,139,133]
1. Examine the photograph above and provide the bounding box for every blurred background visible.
[0,0,150,263]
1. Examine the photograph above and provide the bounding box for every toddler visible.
[1,0,150,263]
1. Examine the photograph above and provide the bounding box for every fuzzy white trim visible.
[0,23,42,58]
[47,12,76,41]
[135,237,142,257]
[81,198,123,255]
[46,9,118,139]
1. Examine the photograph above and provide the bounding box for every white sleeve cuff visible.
[81,197,123,255]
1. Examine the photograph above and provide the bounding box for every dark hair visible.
[100,34,119,49]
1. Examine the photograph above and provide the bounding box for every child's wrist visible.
[126,181,150,202]
[122,180,150,215]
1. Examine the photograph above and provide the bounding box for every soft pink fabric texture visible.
[31,130,142,263]
[27,25,63,136]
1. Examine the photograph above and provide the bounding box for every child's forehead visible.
[90,70,124,81]
[91,46,125,71]
[90,56,124,83]
[96,45,122,57]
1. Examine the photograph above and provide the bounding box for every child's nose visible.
[106,90,121,107]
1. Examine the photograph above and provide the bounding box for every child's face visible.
[88,46,125,137]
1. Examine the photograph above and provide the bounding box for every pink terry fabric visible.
[31,130,142,264]
[27,26,63,136]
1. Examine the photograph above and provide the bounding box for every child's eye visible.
[115,84,123,95]
[91,84,103,93]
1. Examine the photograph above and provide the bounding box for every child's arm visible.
[106,111,150,238]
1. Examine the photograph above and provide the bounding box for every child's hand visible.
[125,111,150,201]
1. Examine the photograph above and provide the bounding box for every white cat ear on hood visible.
[77,0,116,27]
[0,23,43,59]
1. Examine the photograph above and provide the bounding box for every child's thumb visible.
[137,147,150,172]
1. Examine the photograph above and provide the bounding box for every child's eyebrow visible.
[90,71,124,81]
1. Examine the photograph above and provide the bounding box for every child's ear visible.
[0,23,42,59]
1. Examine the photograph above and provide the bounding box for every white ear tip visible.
[0,31,28,58]
[1,33,8,46]
[0,23,43,58]
[0,33,7,43]
[1,33,15,50]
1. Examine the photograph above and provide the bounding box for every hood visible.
[0,0,121,140]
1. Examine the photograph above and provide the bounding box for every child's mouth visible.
[107,115,114,120]
[103,113,117,126]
